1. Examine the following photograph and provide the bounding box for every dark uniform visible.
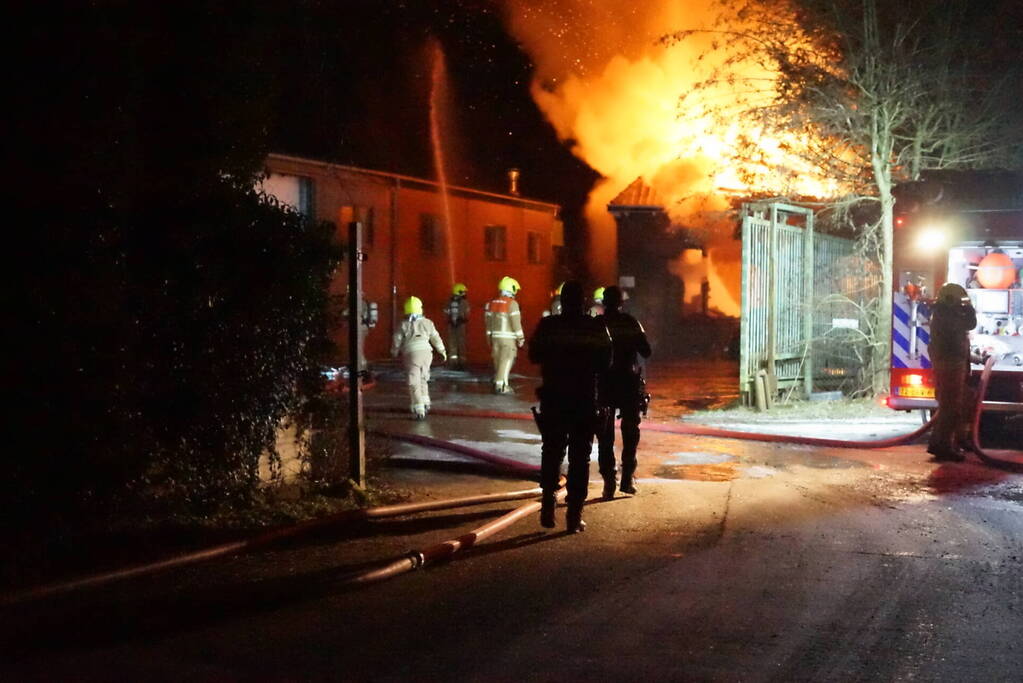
[529,281,612,532]
[927,283,977,461]
[596,287,652,496]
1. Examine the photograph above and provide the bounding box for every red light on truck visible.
[904,374,924,386]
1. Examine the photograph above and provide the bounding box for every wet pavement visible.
[3,360,1022,680]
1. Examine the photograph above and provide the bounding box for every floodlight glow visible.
[914,226,947,252]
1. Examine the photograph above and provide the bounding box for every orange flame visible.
[503,0,835,315]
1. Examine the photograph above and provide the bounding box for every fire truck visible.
[888,171,1023,422]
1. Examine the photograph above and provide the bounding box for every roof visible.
[266,153,560,213]
[607,177,664,210]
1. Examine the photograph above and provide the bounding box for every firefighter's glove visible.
[440,351,448,363]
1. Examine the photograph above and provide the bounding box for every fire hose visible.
[1,437,548,605]
[970,356,1023,472]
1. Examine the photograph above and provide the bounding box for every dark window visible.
[298,177,315,217]
[527,231,543,264]
[358,206,375,247]
[420,214,441,255]
[339,205,375,247]
[485,224,507,261]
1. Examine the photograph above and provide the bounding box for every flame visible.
[502,0,835,315]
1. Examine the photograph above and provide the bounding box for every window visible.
[420,214,442,255]
[338,205,375,247]
[485,224,507,261]
[297,177,315,218]
[527,231,544,264]
[259,173,314,218]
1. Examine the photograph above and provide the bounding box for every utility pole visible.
[347,221,366,488]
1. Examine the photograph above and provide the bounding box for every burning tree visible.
[666,0,1023,393]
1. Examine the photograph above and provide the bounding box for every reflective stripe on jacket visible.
[484,296,524,342]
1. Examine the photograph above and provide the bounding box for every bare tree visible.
[666,0,1023,393]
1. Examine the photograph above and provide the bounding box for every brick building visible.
[261,153,563,365]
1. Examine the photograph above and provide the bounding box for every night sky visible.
[267,0,598,212]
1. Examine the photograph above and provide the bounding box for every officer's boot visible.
[601,472,617,501]
[620,464,637,495]
[540,492,556,529]
[566,501,586,533]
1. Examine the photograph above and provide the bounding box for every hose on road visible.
[1,438,543,606]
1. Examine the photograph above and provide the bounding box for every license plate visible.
[898,386,935,398]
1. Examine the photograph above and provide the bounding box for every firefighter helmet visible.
[498,276,521,295]
[452,283,468,296]
[936,282,968,305]
[593,286,605,302]
[404,296,423,316]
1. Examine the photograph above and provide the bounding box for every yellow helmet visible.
[498,276,521,295]
[403,296,423,316]
[593,286,605,302]
[452,283,468,296]
[937,282,968,305]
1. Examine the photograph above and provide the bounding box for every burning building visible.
[260,153,563,365]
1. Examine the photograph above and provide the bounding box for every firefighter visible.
[588,286,606,317]
[529,281,612,532]
[444,283,470,370]
[543,282,564,317]
[391,296,446,419]
[926,282,977,462]
[596,286,652,497]
[484,276,525,393]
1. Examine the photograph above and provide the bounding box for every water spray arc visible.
[429,39,457,288]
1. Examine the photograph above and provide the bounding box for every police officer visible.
[391,296,446,419]
[588,286,605,317]
[484,276,525,393]
[927,282,977,462]
[444,283,470,370]
[596,286,652,497]
[529,281,612,532]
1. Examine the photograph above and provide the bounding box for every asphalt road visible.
[3,362,1021,681]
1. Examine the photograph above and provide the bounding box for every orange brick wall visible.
[264,155,561,366]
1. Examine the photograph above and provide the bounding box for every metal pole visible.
[803,208,815,398]
[348,221,366,488]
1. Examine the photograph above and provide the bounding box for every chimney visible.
[507,168,521,196]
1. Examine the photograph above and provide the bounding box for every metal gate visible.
[739,202,858,404]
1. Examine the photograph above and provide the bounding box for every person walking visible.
[596,286,652,497]
[926,282,977,462]
[529,281,612,532]
[444,283,470,370]
[391,296,446,420]
[484,276,525,393]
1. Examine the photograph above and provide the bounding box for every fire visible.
[502,0,835,315]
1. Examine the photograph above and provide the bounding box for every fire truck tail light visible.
[904,374,924,386]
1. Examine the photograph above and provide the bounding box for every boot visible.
[540,494,556,529]
[601,474,616,501]
[619,476,637,495]
[566,503,586,533]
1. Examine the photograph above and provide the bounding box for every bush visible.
[9,179,341,535]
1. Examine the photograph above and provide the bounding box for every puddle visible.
[653,462,742,482]
[663,451,735,466]
[653,461,779,481]
[494,428,541,441]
